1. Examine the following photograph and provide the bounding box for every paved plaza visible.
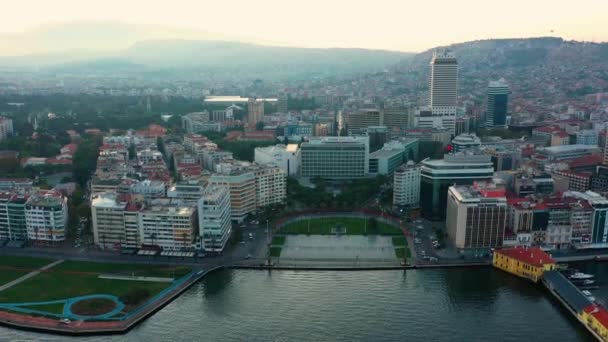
[280,235,396,261]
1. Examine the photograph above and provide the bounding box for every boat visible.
[582,290,596,302]
[569,272,595,280]
[572,279,595,286]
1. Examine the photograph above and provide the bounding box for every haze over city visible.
[2,1,608,341]
[0,0,607,55]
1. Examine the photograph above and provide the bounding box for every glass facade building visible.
[300,136,369,179]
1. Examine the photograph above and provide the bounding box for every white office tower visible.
[429,50,458,109]
[417,50,458,134]
[198,185,232,252]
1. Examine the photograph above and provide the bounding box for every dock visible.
[542,270,606,341]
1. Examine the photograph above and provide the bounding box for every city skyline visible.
[0,0,607,55]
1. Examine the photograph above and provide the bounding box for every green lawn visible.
[271,236,286,246]
[0,261,191,308]
[23,302,65,315]
[281,217,401,236]
[0,255,55,286]
[270,247,282,257]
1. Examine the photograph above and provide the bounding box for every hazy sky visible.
[1,0,607,52]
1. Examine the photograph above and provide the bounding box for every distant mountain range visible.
[1,22,607,83]
[398,37,608,76]
[0,21,412,78]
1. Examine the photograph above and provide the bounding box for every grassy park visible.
[280,217,401,236]
[392,236,411,259]
[0,255,55,286]
[0,258,192,318]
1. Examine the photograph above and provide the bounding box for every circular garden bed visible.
[70,298,117,316]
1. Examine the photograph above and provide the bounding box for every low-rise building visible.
[492,247,556,282]
[254,144,300,175]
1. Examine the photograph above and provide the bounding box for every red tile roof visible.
[584,305,608,329]
[567,155,602,169]
[495,247,555,267]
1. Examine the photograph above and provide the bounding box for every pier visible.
[542,270,607,341]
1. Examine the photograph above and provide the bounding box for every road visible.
[0,222,271,269]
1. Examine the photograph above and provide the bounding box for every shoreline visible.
[0,253,604,336]
[0,266,224,336]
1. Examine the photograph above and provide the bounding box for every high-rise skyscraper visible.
[429,50,458,110]
[486,79,509,128]
[416,51,458,134]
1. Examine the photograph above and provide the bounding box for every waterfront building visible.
[254,144,300,175]
[393,161,421,209]
[492,247,556,282]
[0,192,29,241]
[485,79,509,128]
[565,191,608,246]
[253,165,286,208]
[138,200,196,251]
[451,134,481,152]
[300,136,369,179]
[91,192,127,250]
[580,305,608,341]
[198,185,232,252]
[209,169,256,222]
[446,181,507,251]
[420,151,494,219]
[24,190,68,243]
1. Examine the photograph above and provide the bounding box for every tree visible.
[73,135,102,186]
[255,121,265,131]
[76,203,91,220]
[156,137,166,155]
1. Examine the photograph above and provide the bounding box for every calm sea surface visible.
[2,264,606,341]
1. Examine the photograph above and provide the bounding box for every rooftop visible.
[495,247,555,267]
[541,144,599,154]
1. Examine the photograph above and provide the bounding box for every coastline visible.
[0,266,224,336]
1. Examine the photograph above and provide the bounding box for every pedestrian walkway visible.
[0,259,64,292]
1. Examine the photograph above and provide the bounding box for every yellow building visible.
[492,247,556,282]
[580,305,608,341]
